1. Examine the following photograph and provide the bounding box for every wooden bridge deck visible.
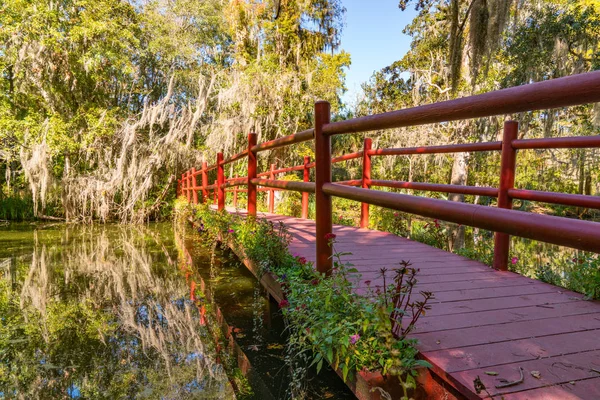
[224,208,600,399]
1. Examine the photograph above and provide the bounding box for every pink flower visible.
[511,257,518,264]
[350,334,360,345]
[393,212,399,217]
[364,280,371,286]
[311,279,319,286]
[324,233,337,241]
[228,229,235,233]
[278,299,290,308]
[434,219,440,228]
[297,257,307,265]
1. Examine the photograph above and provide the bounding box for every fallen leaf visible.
[570,381,576,385]
[485,371,499,376]
[436,340,441,344]
[531,371,541,379]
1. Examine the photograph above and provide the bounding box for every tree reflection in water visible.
[0,223,235,399]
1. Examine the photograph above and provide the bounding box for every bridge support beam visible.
[201,162,208,202]
[315,101,333,275]
[360,137,372,229]
[302,156,310,219]
[268,163,276,213]
[217,152,225,211]
[493,120,519,271]
[247,133,258,217]
[185,171,191,203]
[191,167,198,205]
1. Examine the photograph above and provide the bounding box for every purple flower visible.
[228,229,235,233]
[511,257,518,264]
[349,334,360,345]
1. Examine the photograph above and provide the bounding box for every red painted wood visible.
[314,100,333,275]
[302,156,310,219]
[322,183,600,254]
[186,170,191,202]
[213,179,217,204]
[323,71,600,135]
[217,152,225,210]
[360,137,372,229]
[370,180,498,197]
[370,141,502,156]
[251,128,314,153]
[268,163,275,213]
[201,161,209,201]
[215,207,600,399]
[512,135,600,150]
[191,167,198,204]
[247,133,257,217]
[494,121,518,270]
[233,174,238,208]
[509,188,600,210]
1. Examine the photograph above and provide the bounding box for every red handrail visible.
[177,71,600,275]
[369,141,502,156]
[322,71,600,135]
[322,183,600,253]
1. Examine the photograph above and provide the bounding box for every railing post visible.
[217,152,225,211]
[268,163,276,213]
[233,174,238,208]
[247,133,257,217]
[191,167,198,205]
[213,180,218,205]
[314,101,332,275]
[186,170,191,203]
[301,156,310,219]
[360,137,372,229]
[201,161,208,202]
[493,120,519,271]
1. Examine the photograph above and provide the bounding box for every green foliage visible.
[0,196,35,221]
[191,205,433,396]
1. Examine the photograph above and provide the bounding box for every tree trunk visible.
[449,152,469,251]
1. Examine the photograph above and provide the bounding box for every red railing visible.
[178,71,600,275]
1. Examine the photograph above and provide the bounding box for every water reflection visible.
[0,223,234,399]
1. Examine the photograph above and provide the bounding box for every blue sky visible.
[339,1,417,104]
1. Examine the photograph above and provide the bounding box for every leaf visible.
[485,371,499,376]
[342,363,349,381]
[317,359,323,374]
[531,371,541,379]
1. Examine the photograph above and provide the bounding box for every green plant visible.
[189,206,433,399]
[564,253,600,299]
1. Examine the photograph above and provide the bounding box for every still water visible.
[0,222,353,399]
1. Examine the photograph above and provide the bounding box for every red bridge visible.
[178,72,600,399]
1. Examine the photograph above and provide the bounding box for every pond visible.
[0,222,354,399]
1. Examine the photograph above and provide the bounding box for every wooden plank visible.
[500,377,600,400]
[222,208,600,399]
[425,329,600,373]
[414,311,600,352]
[451,349,600,398]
